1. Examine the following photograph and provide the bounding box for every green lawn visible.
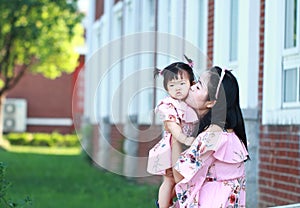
[0,147,158,208]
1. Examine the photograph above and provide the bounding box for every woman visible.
[173,66,249,207]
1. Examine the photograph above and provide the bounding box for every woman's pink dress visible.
[147,97,198,175]
[174,131,249,208]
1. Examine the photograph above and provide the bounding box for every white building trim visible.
[27,118,73,126]
[214,0,260,109]
[262,0,300,125]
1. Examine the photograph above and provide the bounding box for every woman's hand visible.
[164,121,170,132]
[199,140,206,153]
[184,136,195,146]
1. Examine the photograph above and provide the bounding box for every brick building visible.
[4,1,87,135]
[83,0,300,207]
[7,55,85,134]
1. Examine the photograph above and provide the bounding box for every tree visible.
[0,0,84,146]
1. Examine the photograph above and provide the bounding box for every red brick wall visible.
[138,124,162,157]
[99,124,162,158]
[6,55,85,134]
[95,0,104,20]
[258,0,265,119]
[207,0,214,66]
[72,56,85,129]
[137,124,162,185]
[258,0,300,206]
[92,124,100,160]
[7,72,74,134]
[106,123,162,185]
[257,0,265,205]
[110,124,124,151]
[259,126,300,207]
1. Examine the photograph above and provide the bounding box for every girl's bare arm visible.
[164,121,195,146]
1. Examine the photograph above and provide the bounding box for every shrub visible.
[31,133,52,147]
[4,132,80,147]
[4,133,33,146]
[62,134,80,147]
[51,132,64,147]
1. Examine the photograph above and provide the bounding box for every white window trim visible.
[214,0,240,67]
[113,1,123,16]
[185,0,208,54]
[214,0,260,109]
[92,18,104,50]
[263,0,300,125]
[282,54,300,108]
[27,118,73,126]
[229,0,239,63]
[148,0,155,30]
[284,47,300,56]
[214,0,231,66]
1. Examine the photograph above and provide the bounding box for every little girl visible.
[147,58,198,208]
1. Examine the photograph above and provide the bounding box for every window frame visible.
[282,58,300,108]
[229,0,239,63]
[262,0,300,125]
[282,0,300,108]
[283,0,300,55]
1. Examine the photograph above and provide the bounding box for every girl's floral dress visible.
[147,97,198,175]
[174,130,249,208]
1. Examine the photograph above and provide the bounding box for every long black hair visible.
[197,66,248,152]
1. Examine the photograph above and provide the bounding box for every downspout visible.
[120,0,125,122]
[152,0,158,124]
[182,0,186,53]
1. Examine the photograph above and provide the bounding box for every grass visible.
[0,146,159,208]
[7,145,81,155]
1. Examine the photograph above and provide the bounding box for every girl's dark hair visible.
[197,66,248,153]
[154,62,195,90]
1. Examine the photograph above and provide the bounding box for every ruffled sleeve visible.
[192,131,248,163]
[212,132,248,163]
[155,97,181,124]
[174,131,249,207]
[174,131,248,180]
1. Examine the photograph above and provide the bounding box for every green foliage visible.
[3,133,33,146]
[0,162,32,207]
[4,132,80,147]
[0,0,84,95]
[30,133,52,147]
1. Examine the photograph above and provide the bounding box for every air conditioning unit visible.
[3,98,27,132]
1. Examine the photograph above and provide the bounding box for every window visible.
[282,67,300,107]
[149,0,155,30]
[229,0,239,62]
[198,0,206,51]
[284,0,297,49]
[284,68,297,102]
[263,0,300,124]
[282,0,300,107]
